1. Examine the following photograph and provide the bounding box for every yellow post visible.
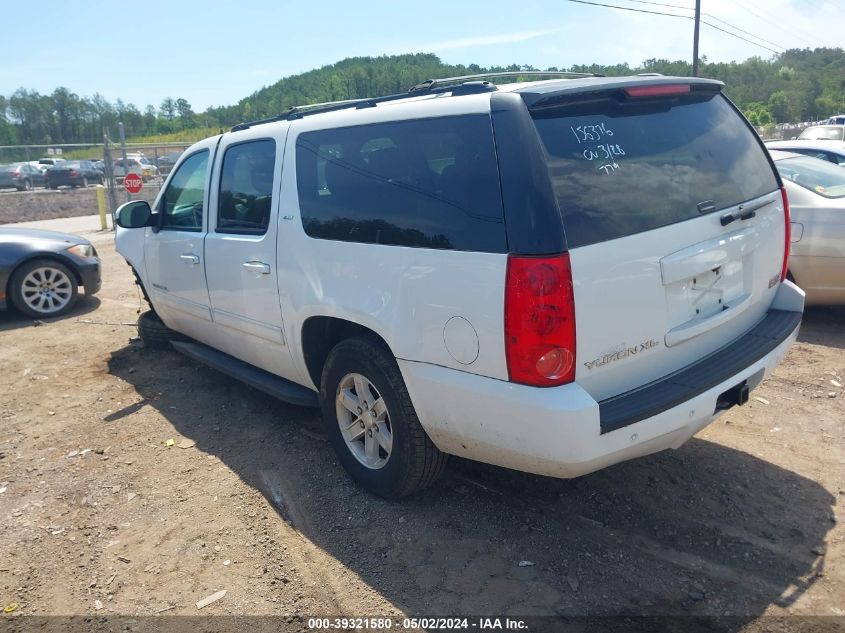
[96,184,108,230]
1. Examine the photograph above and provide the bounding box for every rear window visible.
[776,156,845,199]
[798,126,845,141]
[295,115,506,252]
[532,92,779,248]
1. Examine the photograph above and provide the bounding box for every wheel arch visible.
[300,316,394,390]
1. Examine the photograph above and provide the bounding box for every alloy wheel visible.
[335,372,393,469]
[21,266,74,315]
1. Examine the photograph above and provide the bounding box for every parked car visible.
[45,160,104,189]
[824,115,845,125]
[113,156,158,181]
[765,140,845,166]
[115,73,803,498]
[36,158,65,172]
[0,163,46,190]
[0,228,101,317]
[798,125,845,141]
[770,149,845,305]
[156,151,183,166]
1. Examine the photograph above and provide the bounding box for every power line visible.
[730,0,817,47]
[701,13,786,51]
[699,20,782,55]
[611,0,790,53]
[560,0,692,19]
[605,0,695,10]
[562,0,789,56]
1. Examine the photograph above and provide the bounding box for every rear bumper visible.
[47,174,83,187]
[400,281,804,479]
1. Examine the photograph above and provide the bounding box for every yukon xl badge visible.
[584,339,660,370]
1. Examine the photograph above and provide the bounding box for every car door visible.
[142,141,218,344]
[204,128,299,381]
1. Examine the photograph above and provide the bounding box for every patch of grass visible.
[126,128,219,144]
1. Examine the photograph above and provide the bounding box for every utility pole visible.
[119,122,130,202]
[693,0,701,77]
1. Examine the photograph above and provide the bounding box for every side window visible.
[161,150,209,231]
[295,115,506,252]
[217,139,276,235]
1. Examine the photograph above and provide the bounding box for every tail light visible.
[69,169,78,177]
[780,186,791,281]
[505,253,576,387]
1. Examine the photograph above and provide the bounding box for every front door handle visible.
[180,254,200,264]
[242,261,271,274]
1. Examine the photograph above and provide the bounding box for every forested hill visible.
[2,50,844,146]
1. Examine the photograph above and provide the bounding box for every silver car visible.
[771,149,845,305]
[797,125,845,141]
[765,139,845,166]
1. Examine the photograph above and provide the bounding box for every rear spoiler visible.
[516,76,724,111]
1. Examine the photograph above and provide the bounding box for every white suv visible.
[115,73,804,498]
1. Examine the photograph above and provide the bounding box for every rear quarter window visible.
[532,92,779,248]
[295,115,506,252]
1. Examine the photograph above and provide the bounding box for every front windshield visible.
[798,126,845,141]
[776,156,845,198]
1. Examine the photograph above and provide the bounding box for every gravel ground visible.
[0,224,842,631]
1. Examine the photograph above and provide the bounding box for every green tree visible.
[768,91,789,123]
[175,98,193,129]
[159,97,176,121]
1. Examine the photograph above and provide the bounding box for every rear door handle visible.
[180,254,200,264]
[242,261,271,274]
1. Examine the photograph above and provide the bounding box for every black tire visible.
[137,310,187,349]
[18,179,32,192]
[320,336,447,498]
[81,176,88,188]
[9,258,79,319]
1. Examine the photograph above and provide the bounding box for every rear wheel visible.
[137,310,187,349]
[18,179,32,192]
[81,176,88,188]
[9,259,79,318]
[320,336,447,498]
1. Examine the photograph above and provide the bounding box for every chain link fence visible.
[0,140,193,216]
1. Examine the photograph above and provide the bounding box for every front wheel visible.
[320,337,447,498]
[137,310,187,349]
[9,259,79,318]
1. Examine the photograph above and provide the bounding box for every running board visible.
[171,341,319,408]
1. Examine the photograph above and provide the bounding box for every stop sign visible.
[124,173,143,194]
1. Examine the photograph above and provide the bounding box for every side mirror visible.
[115,200,152,229]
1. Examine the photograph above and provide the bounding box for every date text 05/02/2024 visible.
[307,617,528,630]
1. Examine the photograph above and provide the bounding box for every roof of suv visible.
[230,74,725,133]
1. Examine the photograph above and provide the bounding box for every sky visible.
[1,0,841,112]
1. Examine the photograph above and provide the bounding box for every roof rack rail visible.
[409,71,597,92]
[230,70,596,132]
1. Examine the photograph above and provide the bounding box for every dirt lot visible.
[0,225,843,630]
